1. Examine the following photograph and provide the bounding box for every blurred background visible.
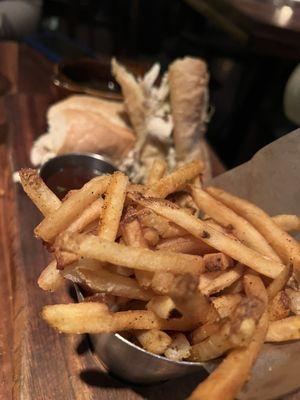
[1,0,300,168]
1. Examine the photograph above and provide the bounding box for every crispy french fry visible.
[19,168,61,216]
[37,260,64,292]
[146,295,182,319]
[206,186,300,279]
[55,249,79,269]
[148,160,204,198]
[267,264,292,301]
[164,333,191,361]
[190,321,220,344]
[35,175,110,242]
[135,329,172,355]
[142,227,160,247]
[243,274,268,307]
[266,316,300,342]
[66,198,103,233]
[192,187,280,261]
[146,158,167,185]
[157,235,214,255]
[56,232,204,275]
[128,193,285,279]
[138,209,187,239]
[151,271,199,298]
[272,214,300,232]
[199,264,245,296]
[176,292,218,325]
[203,252,233,272]
[42,302,197,333]
[212,294,242,319]
[268,290,290,321]
[286,288,300,315]
[98,172,128,241]
[188,312,269,400]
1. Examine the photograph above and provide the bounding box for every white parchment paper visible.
[208,129,300,400]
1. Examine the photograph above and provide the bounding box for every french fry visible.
[98,172,128,241]
[267,263,292,301]
[121,207,153,288]
[192,186,280,261]
[188,312,269,400]
[66,198,103,233]
[146,158,167,185]
[35,175,110,242]
[142,227,160,247]
[286,288,300,315]
[74,267,154,301]
[128,193,285,278]
[157,235,214,255]
[199,264,245,296]
[266,316,300,342]
[146,295,182,319]
[206,186,300,279]
[268,290,290,321]
[212,294,242,319]
[19,168,61,216]
[243,274,268,307]
[272,214,300,232]
[175,292,219,325]
[37,260,64,292]
[151,272,199,298]
[148,160,204,198]
[190,321,220,344]
[164,333,191,361]
[55,249,79,269]
[42,302,197,333]
[135,329,172,355]
[203,252,233,272]
[56,232,204,275]
[138,209,187,239]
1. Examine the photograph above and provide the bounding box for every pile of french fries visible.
[19,160,300,400]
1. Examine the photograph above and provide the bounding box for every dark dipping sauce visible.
[45,165,103,199]
[40,154,118,199]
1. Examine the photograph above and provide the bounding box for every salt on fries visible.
[19,162,300,400]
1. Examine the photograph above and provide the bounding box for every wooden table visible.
[0,41,297,400]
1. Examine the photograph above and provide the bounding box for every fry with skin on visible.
[42,302,197,333]
[147,295,182,319]
[206,186,300,279]
[98,172,128,241]
[157,235,214,255]
[35,175,110,242]
[268,290,290,321]
[128,193,285,279]
[199,264,245,296]
[56,232,204,276]
[272,214,300,232]
[37,260,64,292]
[135,329,172,355]
[266,316,300,342]
[192,186,280,261]
[188,312,269,400]
[148,160,204,198]
[19,168,61,216]
[146,158,167,185]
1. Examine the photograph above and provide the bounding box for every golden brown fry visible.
[138,209,187,239]
[203,252,233,272]
[19,168,61,215]
[267,264,292,301]
[164,333,191,361]
[272,214,300,232]
[56,232,204,276]
[286,288,300,315]
[175,292,218,325]
[268,290,290,321]
[37,260,64,292]
[66,198,103,233]
[142,227,160,247]
[148,160,204,198]
[212,294,242,319]
[128,193,285,278]
[135,329,172,355]
[146,295,182,319]
[192,186,280,261]
[157,235,213,255]
[191,321,220,344]
[35,175,110,242]
[199,264,245,296]
[42,302,197,333]
[207,186,300,279]
[98,172,128,241]
[188,312,269,400]
[146,158,167,185]
[266,316,300,342]
[243,274,268,307]
[151,272,199,298]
